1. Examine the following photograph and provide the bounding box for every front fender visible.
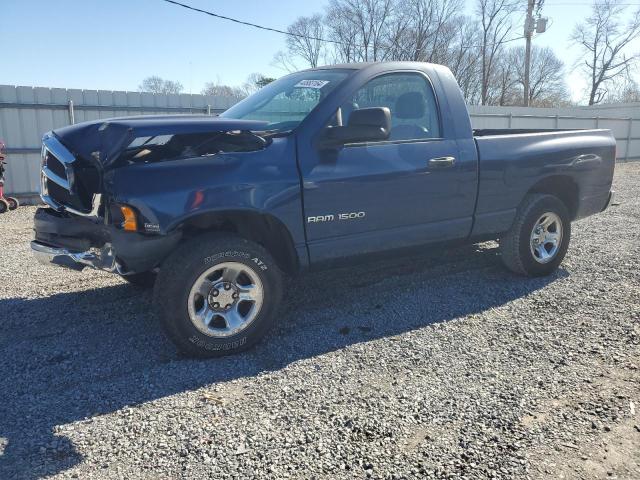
[104,136,306,247]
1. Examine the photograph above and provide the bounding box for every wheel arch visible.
[526,175,579,220]
[169,208,300,275]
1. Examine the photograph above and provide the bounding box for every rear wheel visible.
[6,197,18,210]
[153,234,283,357]
[499,194,571,276]
[0,199,8,214]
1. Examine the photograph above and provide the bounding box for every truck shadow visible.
[0,243,568,478]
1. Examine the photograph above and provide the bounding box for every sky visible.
[2,0,640,104]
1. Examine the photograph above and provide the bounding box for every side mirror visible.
[318,107,391,148]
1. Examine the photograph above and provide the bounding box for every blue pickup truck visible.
[32,62,616,357]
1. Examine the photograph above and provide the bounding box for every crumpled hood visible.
[52,115,269,169]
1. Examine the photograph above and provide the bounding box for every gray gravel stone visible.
[0,163,638,479]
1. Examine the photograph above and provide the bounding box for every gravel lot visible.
[1,163,639,480]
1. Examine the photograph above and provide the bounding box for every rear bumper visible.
[575,189,616,220]
[32,207,181,274]
[602,190,615,212]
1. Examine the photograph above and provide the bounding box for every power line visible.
[161,0,525,50]
[161,0,345,46]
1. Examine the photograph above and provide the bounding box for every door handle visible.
[428,156,456,168]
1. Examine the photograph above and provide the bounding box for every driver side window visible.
[342,73,441,141]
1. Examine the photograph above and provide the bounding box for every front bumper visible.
[31,241,120,272]
[31,207,182,274]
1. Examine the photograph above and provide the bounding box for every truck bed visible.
[470,128,616,238]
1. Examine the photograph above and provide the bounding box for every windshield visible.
[220,69,352,132]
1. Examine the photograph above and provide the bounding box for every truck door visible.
[299,71,478,263]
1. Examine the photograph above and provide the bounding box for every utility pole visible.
[523,0,536,107]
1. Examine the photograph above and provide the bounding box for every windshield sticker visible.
[294,79,330,89]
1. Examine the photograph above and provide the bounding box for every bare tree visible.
[386,0,463,62]
[325,0,394,61]
[271,50,301,73]
[571,0,640,105]
[201,82,245,100]
[485,46,568,107]
[491,49,520,105]
[606,76,640,103]
[476,0,519,105]
[242,73,276,95]
[447,17,483,104]
[325,1,361,62]
[139,76,184,94]
[274,0,572,108]
[513,46,568,107]
[286,14,326,68]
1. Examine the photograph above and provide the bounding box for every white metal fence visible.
[1,84,637,196]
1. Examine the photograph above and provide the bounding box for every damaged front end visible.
[31,115,272,275]
[31,205,183,274]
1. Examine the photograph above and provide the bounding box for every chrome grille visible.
[40,133,101,218]
[44,150,67,179]
[41,133,75,207]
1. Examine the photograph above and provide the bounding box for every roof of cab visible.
[304,61,437,72]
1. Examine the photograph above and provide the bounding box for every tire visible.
[0,199,8,214]
[120,271,157,288]
[153,233,283,358]
[6,197,18,210]
[499,194,571,277]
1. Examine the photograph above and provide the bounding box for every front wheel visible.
[153,234,283,357]
[0,199,8,214]
[499,194,571,277]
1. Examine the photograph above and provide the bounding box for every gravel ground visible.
[1,163,639,480]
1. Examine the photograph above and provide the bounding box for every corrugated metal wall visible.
[0,84,637,196]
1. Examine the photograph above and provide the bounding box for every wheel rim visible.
[530,212,563,264]
[187,262,264,337]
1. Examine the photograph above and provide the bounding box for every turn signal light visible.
[120,205,138,232]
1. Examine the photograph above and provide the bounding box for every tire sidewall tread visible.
[153,233,283,358]
[500,194,571,277]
